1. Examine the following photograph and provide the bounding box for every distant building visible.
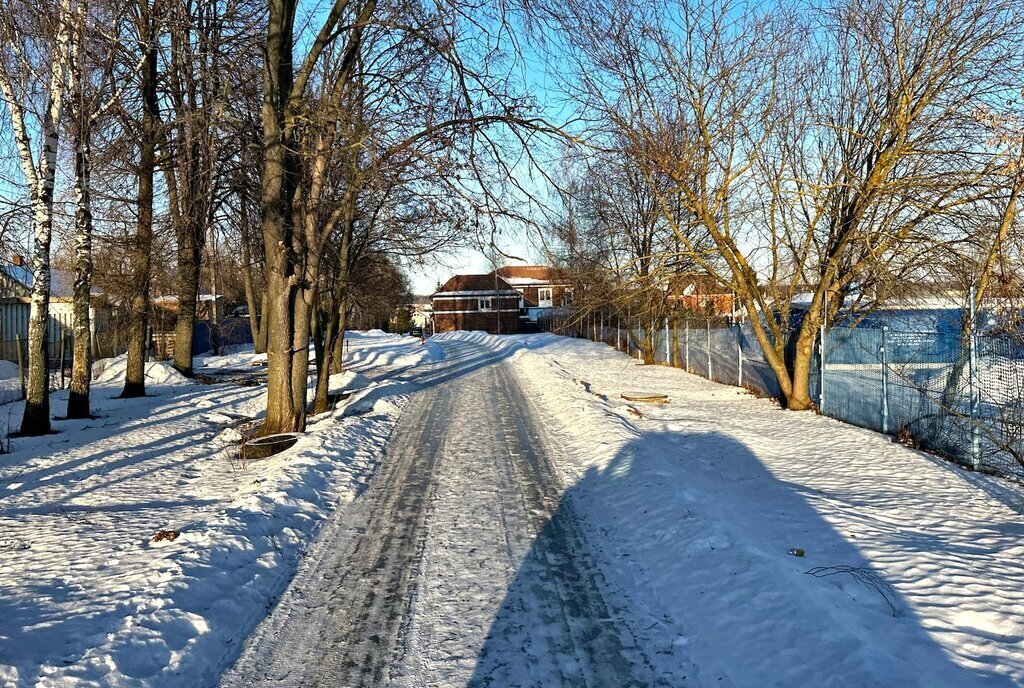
[431,273,521,334]
[153,294,225,322]
[431,266,572,334]
[667,273,734,317]
[0,255,110,361]
[493,265,572,329]
[151,294,247,359]
[411,303,433,329]
[390,297,434,333]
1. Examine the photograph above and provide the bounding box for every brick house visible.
[667,273,734,317]
[431,274,521,333]
[493,266,571,330]
[432,266,572,334]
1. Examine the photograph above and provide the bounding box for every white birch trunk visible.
[0,0,74,434]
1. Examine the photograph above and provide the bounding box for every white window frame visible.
[478,297,495,311]
[538,287,553,307]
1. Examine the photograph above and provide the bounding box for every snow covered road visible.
[221,338,678,687]
[10,330,1021,686]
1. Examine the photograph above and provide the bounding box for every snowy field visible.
[0,332,439,686]
[437,331,1024,687]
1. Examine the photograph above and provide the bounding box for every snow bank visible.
[339,380,416,418]
[94,355,192,387]
[0,332,430,686]
[328,370,370,393]
[196,345,267,371]
[502,334,1024,687]
[344,333,445,370]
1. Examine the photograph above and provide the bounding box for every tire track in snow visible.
[221,339,670,687]
[219,379,449,686]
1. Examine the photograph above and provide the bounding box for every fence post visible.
[59,330,66,390]
[969,286,981,469]
[626,307,630,354]
[685,320,690,371]
[880,326,890,434]
[15,333,24,399]
[819,320,827,414]
[663,317,670,363]
[707,319,712,380]
[737,324,743,387]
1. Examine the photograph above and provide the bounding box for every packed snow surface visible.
[435,331,1024,687]
[3,328,1023,687]
[0,333,429,686]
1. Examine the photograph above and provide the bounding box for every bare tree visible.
[257,0,556,435]
[119,0,160,398]
[65,0,134,418]
[544,0,1022,409]
[161,0,261,376]
[0,0,74,434]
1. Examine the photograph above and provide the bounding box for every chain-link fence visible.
[564,312,1024,483]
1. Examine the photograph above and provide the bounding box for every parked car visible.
[409,326,424,338]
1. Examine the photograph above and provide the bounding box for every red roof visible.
[493,265,567,281]
[434,273,517,293]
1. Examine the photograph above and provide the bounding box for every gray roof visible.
[1,264,100,298]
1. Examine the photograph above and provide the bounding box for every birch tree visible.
[0,0,74,435]
[65,0,133,418]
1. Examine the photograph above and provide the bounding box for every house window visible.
[538,287,553,308]
[478,297,495,311]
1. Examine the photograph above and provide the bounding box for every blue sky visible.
[403,9,571,295]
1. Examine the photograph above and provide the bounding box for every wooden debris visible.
[620,393,669,403]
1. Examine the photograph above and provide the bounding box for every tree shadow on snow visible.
[467,431,1018,688]
[395,337,551,393]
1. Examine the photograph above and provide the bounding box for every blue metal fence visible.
[590,318,1024,483]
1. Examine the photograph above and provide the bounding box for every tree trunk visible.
[330,297,347,375]
[312,314,335,414]
[67,121,93,419]
[122,10,158,398]
[642,320,656,364]
[241,217,264,354]
[787,322,817,411]
[315,236,351,413]
[172,230,201,376]
[259,0,305,435]
[10,0,73,435]
[256,292,269,354]
[21,202,55,434]
[312,297,336,414]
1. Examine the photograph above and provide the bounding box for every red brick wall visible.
[672,293,734,316]
[434,310,520,334]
